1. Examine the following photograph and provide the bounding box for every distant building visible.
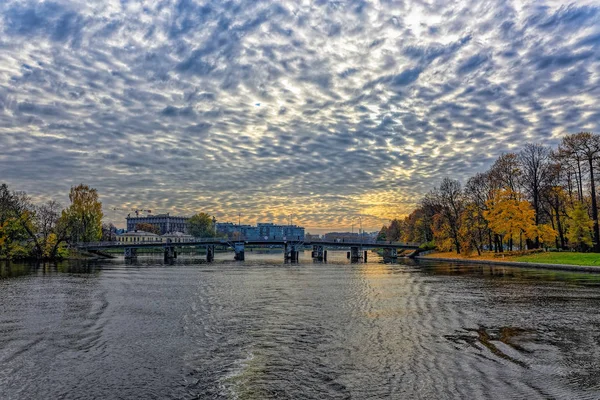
[323,232,360,242]
[117,230,162,243]
[215,222,254,238]
[256,223,304,240]
[215,222,305,240]
[304,232,321,241]
[126,213,189,235]
[117,230,195,244]
[162,231,195,243]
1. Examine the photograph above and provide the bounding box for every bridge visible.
[75,237,421,262]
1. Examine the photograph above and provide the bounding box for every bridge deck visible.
[76,238,420,251]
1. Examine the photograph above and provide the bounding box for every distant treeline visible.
[379,132,600,254]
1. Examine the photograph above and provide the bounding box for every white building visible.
[162,231,195,243]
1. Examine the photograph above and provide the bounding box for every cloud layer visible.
[1,0,599,231]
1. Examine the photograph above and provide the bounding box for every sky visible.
[1,0,599,233]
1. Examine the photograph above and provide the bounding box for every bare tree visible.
[519,143,551,247]
[489,153,521,193]
[35,201,71,259]
[465,172,494,251]
[436,178,465,253]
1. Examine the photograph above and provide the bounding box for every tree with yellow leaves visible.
[566,202,593,251]
[484,189,540,250]
[63,184,103,243]
[459,202,488,256]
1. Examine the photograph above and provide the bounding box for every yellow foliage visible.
[432,213,454,251]
[536,224,558,245]
[484,189,538,245]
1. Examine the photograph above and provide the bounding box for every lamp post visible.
[357,216,363,244]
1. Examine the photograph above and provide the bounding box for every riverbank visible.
[417,251,600,273]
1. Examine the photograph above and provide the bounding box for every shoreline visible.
[415,255,600,273]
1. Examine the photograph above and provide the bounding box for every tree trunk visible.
[519,231,523,251]
[589,158,600,252]
[554,200,566,249]
[577,158,584,202]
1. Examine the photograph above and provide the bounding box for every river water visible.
[1,251,600,399]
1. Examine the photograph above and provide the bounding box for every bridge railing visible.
[75,237,421,248]
[305,238,420,247]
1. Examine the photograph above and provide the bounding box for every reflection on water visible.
[0,260,103,279]
[1,251,600,399]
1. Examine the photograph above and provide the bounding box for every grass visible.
[511,252,600,266]
[424,250,600,267]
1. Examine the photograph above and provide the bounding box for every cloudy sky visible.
[1,0,599,232]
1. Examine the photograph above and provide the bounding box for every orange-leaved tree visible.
[484,189,539,251]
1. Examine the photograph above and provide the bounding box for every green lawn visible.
[512,252,600,266]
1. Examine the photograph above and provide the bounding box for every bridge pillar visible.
[350,246,360,262]
[285,243,300,262]
[312,245,324,260]
[234,242,245,261]
[364,250,368,262]
[164,246,176,260]
[124,247,137,259]
[383,248,398,259]
[206,245,215,262]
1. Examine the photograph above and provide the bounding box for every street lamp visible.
[357,216,363,244]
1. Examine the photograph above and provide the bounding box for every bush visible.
[419,241,436,251]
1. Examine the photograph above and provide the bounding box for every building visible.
[256,223,304,240]
[117,230,195,244]
[215,222,305,240]
[323,232,360,242]
[117,230,162,243]
[215,222,254,238]
[126,213,189,235]
[162,231,195,243]
[305,232,321,241]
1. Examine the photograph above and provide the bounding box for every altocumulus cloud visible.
[0,0,599,231]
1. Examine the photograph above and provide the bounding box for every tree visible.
[0,185,35,258]
[484,189,538,251]
[377,226,387,241]
[559,132,600,251]
[436,178,465,253]
[459,203,488,256]
[489,153,521,193]
[0,184,71,260]
[519,143,551,247]
[33,201,70,259]
[386,219,401,241]
[567,202,593,251]
[63,184,103,243]
[536,224,558,248]
[134,223,160,235]
[188,212,215,238]
[398,208,434,244]
[465,172,495,251]
[102,222,119,241]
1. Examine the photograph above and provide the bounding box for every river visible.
[1,251,600,399]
